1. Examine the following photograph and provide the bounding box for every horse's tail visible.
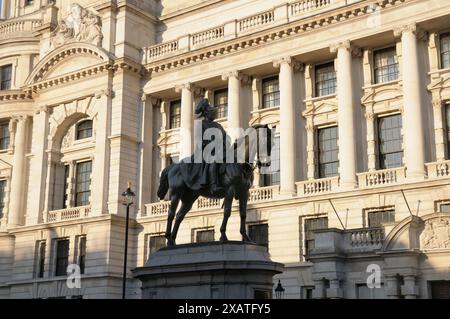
[157,166,170,200]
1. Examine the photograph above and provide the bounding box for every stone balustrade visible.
[46,206,91,223]
[191,26,225,48]
[345,227,384,252]
[143,41,179,63]
[296,176,339,196]
[426,160,450,178]
[238,10,274,33]
[249,185,279,202]
[290,0,332,16]
[357,167,406,188]
[0,19,42,40]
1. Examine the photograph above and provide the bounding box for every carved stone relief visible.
[421,218,450,250]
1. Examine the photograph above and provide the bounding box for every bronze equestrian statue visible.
[157,98,273,246]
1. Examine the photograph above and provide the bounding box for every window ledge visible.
[304,94,337,104]
[362,80,400,91]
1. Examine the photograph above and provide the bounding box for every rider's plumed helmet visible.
[195,98,213,118]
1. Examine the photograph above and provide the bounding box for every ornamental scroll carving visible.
[421,218,450,250]
[50,4,103,50]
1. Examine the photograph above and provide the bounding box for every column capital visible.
[330,40,362,57]
[364,111,375,120]
[175,82,202,95]
[142,94,160,106]
[273,56,304,72]
[393,24,427,41]
[221,71,251,84]
[95,88,113,99]
[432,99,443,109]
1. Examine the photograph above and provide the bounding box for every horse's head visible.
[252,124,273,168]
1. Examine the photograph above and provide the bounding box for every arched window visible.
[76,120,93,140]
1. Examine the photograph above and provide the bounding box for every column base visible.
[277,189,297,199]
[406,171,426,181]
[339,181,358,190]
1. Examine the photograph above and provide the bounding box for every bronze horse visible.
[157,125,273,246]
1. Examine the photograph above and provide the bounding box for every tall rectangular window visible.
[0,122,10,150]
[446,105,450,159]
[0,180,5,219]
[0,64,12,90]
[75,161,92,207]
[304,217,328,256]
[262,76,280,108]
[169,100,181,129]
[77,236,87,275]
[62,165,69,209]
[54,239,70,277]
[440,33,450,69]
[214,89,228,118]
[374,47,399,83]
[315,62,336,97]
[147,235,166,259]
[35,240,46,278]
[378,114,403,169]
[368,210,395,227]
[262,136,280,186]
[196,229,214,243]
[248,224,269,248]
[317,126,339,178]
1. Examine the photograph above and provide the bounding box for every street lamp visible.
[121,181,135,300]
[274,280,285,300]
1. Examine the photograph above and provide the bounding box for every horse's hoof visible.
[241,233,252,242]
[220,235,228,242]
[166,237,175,246]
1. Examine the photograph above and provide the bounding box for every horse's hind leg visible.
[170,195,197,244]
[239,191,252,242]
[166,195,180,246]
[220,190,234,242]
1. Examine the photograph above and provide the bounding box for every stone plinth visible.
[132,241,284,299]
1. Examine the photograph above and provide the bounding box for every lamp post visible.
[121,182,135,300]
[274,280,285,299]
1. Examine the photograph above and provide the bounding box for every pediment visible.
[303,100,337,117]
[428,74,450,91]
[26,43,112,85]
[0,159,12,175]
[362,86,402,105]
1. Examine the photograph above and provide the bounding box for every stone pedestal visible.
[132,241,284,299]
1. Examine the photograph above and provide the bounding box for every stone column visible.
[306,118,315,180]
[327,278,343,299]
[432,99,446,161]
[175,83,195,160]
[8,116,29,227]
[394,24,427,179]
[91,90,112,216]
[66,161,76,208]
[330,41,360,189]
[222,71,249,142]
[401,275,419,299]
[385,275,400,299]
[312,279,325,299]
[365,105,376,171]
[273,57,303,195]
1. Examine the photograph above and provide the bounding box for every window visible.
[317,126,339,178]
[304,217,328,256]
[25,0,34,6]
[378,114,403,169]
[214,89,228,118]
[34,240,46,278]
[248,224,269,248]
[441,203,450,213]
[62,165,69,209]
[0,122,10,150]
[0,180,5,219]
[374,47,399,83]
[0,64,12,90]
[169,100,181,129]
[196,229,214,243]
[77,236,87,275]
[262,136,280,186]
[76,120,93,140]
[75,161,92,207]
[262,76,280,108]
[148,235,166,259]
[446,105,450,159]
[315,62,336,97]
[368,210,395,227]
[302,287,314,299]
[54,239,70,276]
[440,33,450,70]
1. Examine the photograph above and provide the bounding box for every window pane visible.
[214,89,228,118]
[196,230,214,243]
[0,65,12,90]
[378,115,403,169]
[0,180,5,219]
[304,217,328,255]
[262,77,280,108]
[446,105,450,159]
[262,136,280,186]
[441,33,450,69]
[78,236,87,274]
[0,123,10,150]
[148,235,166,257]
[318,126,339,178]
[169,100,181,129]
[315,63,336,97]
[249,224,269,248]
[368,210,395,227]
[55,239,70,276]
[75,161,92,207]
[76,120,93,140]
[374,47,399,83]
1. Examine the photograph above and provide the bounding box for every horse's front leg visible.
[220,190,234,242]
[170,194,196,243]
[239,190,251,242]
[166,195,179,246]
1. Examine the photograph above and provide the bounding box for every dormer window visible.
[76,120,93,140]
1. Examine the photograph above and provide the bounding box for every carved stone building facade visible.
[0,0,450,299]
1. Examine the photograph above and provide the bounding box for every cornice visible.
[144,0,410,75]
[0,90,33,102]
